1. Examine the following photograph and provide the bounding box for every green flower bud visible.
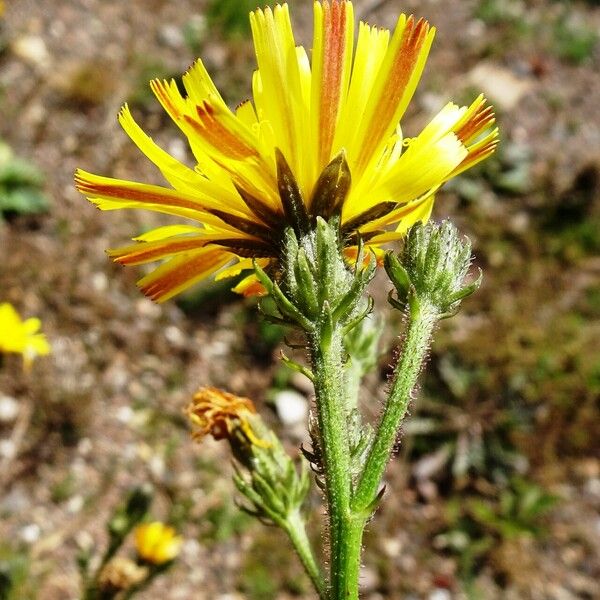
[259,218,375,333]
[385,220,481,319]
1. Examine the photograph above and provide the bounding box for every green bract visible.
[385,220,482,319]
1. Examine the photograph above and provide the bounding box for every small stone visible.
[67,495,84,514]
[381,537,402,558]
[20,523,41,544]
[359,565,379,593]
[183,538,202,560]
[0,487,31,513]
[11,35,50,69]
[91,272,108,292]
[468,62,533,111]
[149,454,165,478]
[0,395,19,423]
[0,439,15,459]
[116,405,134,424]
[158,24,184,49]
[78,438,92,457]
[274,389,308,426]
[165,325,185,348]
[136,298,161,319]
[167,138,188,163]
[428,590,451,600]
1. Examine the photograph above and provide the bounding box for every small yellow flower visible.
[186,386,268,447]
[76,1,498,302]
[134,522,182,565]
[0,302,50,370]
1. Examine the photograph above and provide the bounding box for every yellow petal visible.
[137,247,232,302]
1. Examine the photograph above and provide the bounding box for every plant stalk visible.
[352,302,437,513]
[284,510,327,599]
[309,326,362,600]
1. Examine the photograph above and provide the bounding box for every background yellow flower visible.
[134,522,182,565]
[0,302,50,370]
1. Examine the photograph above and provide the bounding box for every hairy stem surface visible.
[284,510,327,599]
[309,327,361,600]
[352,303,437,512]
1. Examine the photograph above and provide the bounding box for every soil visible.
[1,0,599,599]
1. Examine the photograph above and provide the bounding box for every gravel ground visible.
[1,0,599,598]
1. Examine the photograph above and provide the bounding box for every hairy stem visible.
[309,327,362,600]
[352,302,437,513]
[284,510,327,599]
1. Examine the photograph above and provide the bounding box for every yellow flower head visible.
[134,522,182,565]
[186,386,267,447]
[0,302,51,370]
[76,1,498,302]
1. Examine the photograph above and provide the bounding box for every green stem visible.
[309,327,361,600]
[352,302,437,513]
[284,510,327,599]
[344,357,363,413]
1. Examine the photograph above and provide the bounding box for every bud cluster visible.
[254,217,376,340]
[385,220,481,319]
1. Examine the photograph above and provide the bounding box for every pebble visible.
[468,62,533,111]
[359,565,379,593]
[273,389,308,426]
[115,405,134,424]
[11,35,50,69]
[183,538,202,560]
[429,590,451,600]
[67,495,84,514]
[0,439,15,459]
[0,487,31,513]
[20,523,41,544]
[165,325,186,348]
[381,537,403,558]
[158,24,184,49]
[0,394,19,423]
[167,138,188,163]
[136,298,161,319]
[91,272,108,292]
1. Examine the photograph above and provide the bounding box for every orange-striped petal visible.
[351,15,435,179]
[311,0,354,177]
[107,233,243,266]
[138,247,232,302]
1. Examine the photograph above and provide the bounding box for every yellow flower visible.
[186,386,268,447]
[134,522,182,565]
[0,302,50,370]
[76,1,498,302]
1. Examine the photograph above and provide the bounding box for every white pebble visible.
[0,395,19,423]
[274,390,308,426]
[20,523,41,544]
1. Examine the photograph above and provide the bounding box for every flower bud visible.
[385,220,481,319]
[187,387,309,524]
[98,557,148,592]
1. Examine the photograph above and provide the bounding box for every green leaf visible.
[0,188,49,214]
[0,158,44,188]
